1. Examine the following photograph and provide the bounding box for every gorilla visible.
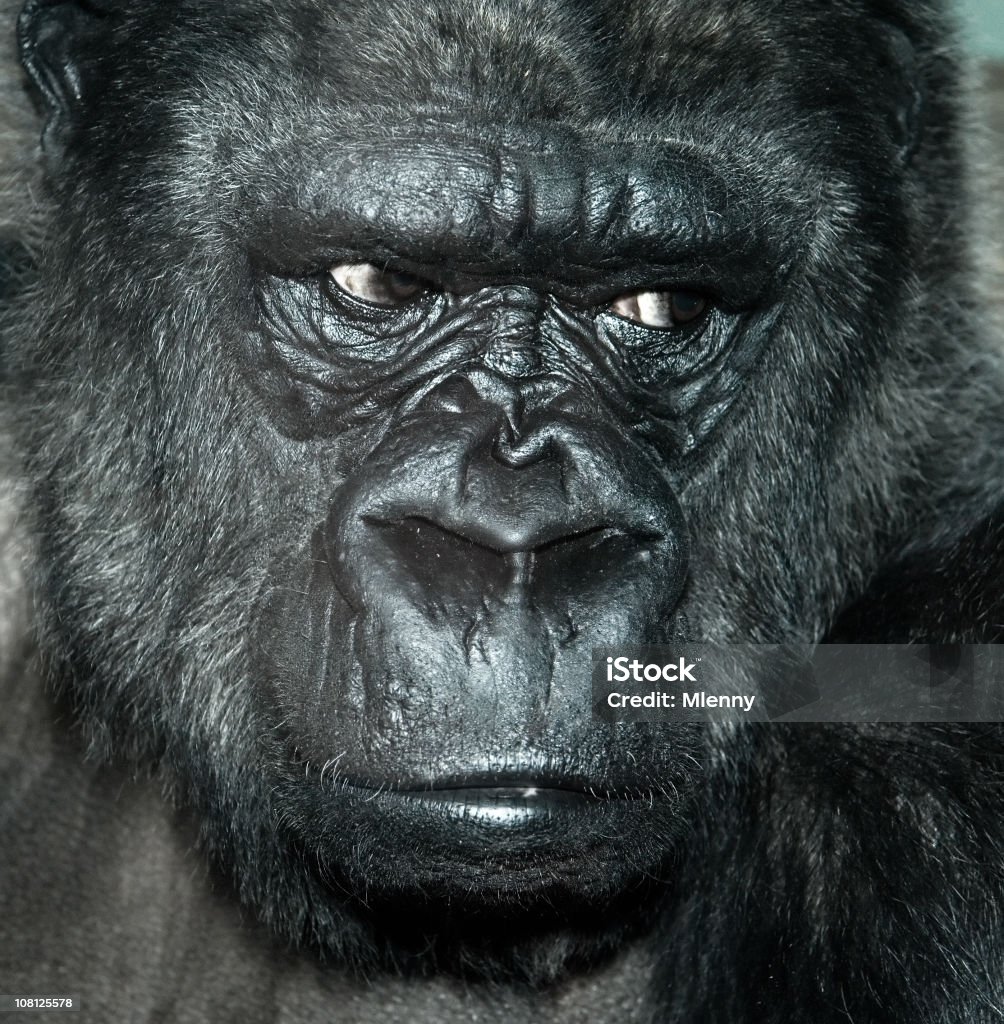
[1,0,1003,1020]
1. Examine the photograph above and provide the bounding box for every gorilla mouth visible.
[402,786,596,807]
[341,777,605,825]
[291,761,692,903]
[331,769,661,841]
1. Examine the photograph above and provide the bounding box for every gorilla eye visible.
[329,263,427,306]
[608,289,708,328]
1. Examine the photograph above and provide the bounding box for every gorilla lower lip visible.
[407,785,596,805]
[383,785,600,824]
[338,778,608,826]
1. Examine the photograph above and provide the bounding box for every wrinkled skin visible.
[1,1,1003,1022]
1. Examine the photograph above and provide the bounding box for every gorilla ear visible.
[17,0,118,156]
[883,26,925,164]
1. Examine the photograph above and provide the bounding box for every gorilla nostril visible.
[531,527,663,602]
[369,516,514,601]
[366,513,664,612]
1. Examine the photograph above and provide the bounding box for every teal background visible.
[961,0,1004,58]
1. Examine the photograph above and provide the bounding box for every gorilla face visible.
[11,0,964,975]
[248,132,752,902]
[250,136,722,915]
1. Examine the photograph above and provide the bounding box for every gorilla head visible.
[6,0,999,986]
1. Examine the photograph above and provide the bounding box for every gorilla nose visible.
[325,372,689,674]
[411,446,664,553]
[398,371,662,554]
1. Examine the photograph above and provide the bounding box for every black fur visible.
[1,1,1003,1021]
